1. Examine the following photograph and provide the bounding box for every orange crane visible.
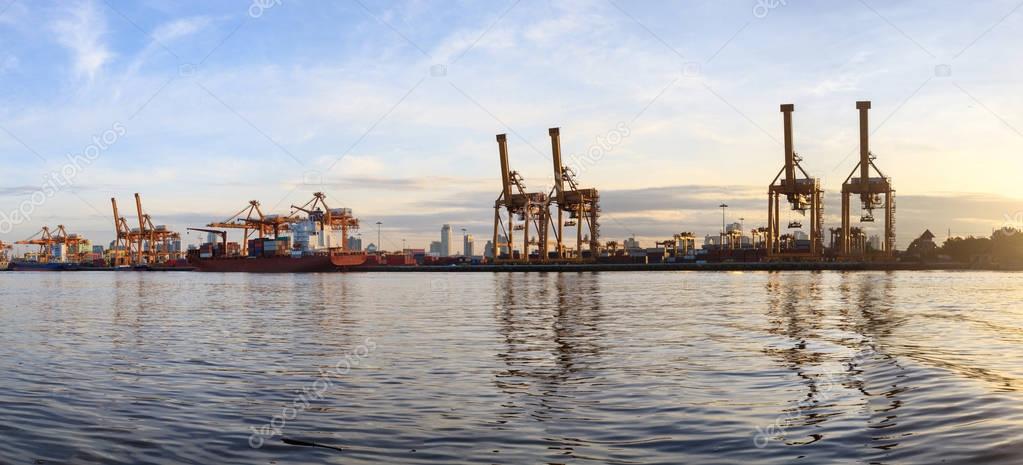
[135,193,182,264]
[290,192,359,251]
[111,197,140,266]
[548,128,600,261]
[766,104,823,259]
[15,226,57,263]
[111,193,181,266]
[51,225,88,263]
[207,200,284,255]
[840,101,895,258]
[0,241,10,267]
[492,134,549,263]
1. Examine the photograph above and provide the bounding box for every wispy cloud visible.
[51,0,113,82]
[152,16,211,43]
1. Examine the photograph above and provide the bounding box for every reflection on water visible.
[1,271,1023,464]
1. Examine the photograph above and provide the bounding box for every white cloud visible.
[51,0,113,82]
[152,16,211,43]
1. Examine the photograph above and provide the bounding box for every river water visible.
[0,271,1021,464]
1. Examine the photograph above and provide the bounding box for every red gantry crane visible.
[840,101,895,258]
[766,104,823,259]
[492,134,550,263]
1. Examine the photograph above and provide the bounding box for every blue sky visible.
[1,0,1022,250]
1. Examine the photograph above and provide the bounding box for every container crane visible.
[51,225,88,263]
[290,192,359,251]
[840,101,895,258]
[15,227,56,263]
[492,134,549,263]
[766,104,823,259]
[0,241,10,268]
[207,200,284,255]
[548,128,600,261]
[110,193,181,266]
[111,197,140,266]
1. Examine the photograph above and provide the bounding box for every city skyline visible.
[1,1,1022,249]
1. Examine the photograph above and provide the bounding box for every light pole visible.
[375,221,382,253]
[719,204,728,250]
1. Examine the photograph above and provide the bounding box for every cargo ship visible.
[190,253,336,273]
[188,237,368,273]
[330,250,369,268]
[9,260,81,271]
[186,193,368,273]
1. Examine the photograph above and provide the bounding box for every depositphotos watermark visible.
[752,348,875,448]
[1002,211,1023,231]
[249,0,282,18]
[753,0,787,19]
[0,122,126,234]
[248,337,376,448]
[565,122,631,175]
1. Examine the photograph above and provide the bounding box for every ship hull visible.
[9,261,81,271]
[330,252,369,268]
[189,255,336,273]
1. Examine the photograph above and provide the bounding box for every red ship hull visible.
[330,251,369,268]
[190,255,336,273]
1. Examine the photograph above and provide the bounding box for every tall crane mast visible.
[492,134,549,263]
[547,127,600,261]
[766,104,824,259]
[840,101,895,257]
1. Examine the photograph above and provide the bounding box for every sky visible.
[1,0,1022,253]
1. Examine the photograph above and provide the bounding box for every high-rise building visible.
[347,235,363,251]
[463,233,474,257]
[868,234,881,251]
[624,236,641,250]
[497,234,509,256]
[484,240,494,259]
[440,224,451,257]
[429,241,442,256]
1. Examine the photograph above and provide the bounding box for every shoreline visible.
[352,262,984,272]
[3,262,1015,273]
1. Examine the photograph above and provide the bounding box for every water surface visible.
[1,271,1021,464]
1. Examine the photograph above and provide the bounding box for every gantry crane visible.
[15,226,56,263]
[51,225,88,263]
[290,192,360,251]
[492,134,549,263]
[767,104,823,259]
[207,200,285,255]
[110,193,181,266]
[548,128,600,261]
[111,197,140,266]
[656,232,696,258]
[840,101,895,258]
[0,241,10,267]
